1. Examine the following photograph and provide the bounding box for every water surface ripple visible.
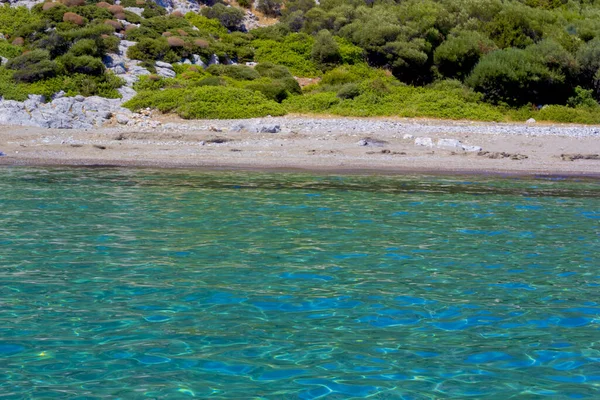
[1,168,599,399]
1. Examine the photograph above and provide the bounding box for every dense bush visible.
[0,41,23,59]
[206,64,260,80]
[257,0,283,17]
[311,30,340,70]
[434,31,496,79]
[201,4,244,31]
[59,54,105,75]
[124,86,286,119]
[127,37,171,61]
[466,48,567,105]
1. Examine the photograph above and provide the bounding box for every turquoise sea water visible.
[1,168,599,399]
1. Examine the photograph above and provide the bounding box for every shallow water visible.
[1,168,599,399]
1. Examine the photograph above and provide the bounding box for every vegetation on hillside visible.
[1,0,600,122]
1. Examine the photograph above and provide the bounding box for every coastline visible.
[1,116,599,178]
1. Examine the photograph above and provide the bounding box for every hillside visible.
[1,0,600,125]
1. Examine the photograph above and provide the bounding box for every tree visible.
[434,31,496,80]
[311,29,341,70]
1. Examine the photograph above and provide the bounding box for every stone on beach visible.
[415,137,434,147]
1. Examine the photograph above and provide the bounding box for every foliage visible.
[466,47,570,106]
[59,54,105,75]
[434,30,496,79]
[201,4,245,31]
[253,33,319,76]
[185,13,228,37]
[206,64,261,80]
[257,0,283,17]
[123,86,286,119]
[0,5,42,37]
[0,41,23,59]
[311,29,340,70]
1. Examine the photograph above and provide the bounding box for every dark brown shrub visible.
[171,11,184,18]
[96,1,111,8]
[63,12,85,26]
[12,37,25,46]
[42,2,60,11]
[113,12,126,20]
[194,39,209,48]
[135,0,145,4]
[125,24,136,32]
[177,29,188,36]
[148,74,161,81]
[61,0,85,6]
[162,31,173,37]
[104,19,123,30]
[108,4,124,14]
[167,37,185,47]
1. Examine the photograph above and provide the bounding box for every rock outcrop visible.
[0,94,131,129]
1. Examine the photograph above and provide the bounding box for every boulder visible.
[192,54,207,69]
[461,145,482,152]
[156,67,176,78]
[526,118,536,124]
[415,137,433,147]
[249,124,281,133]
[208,54,220,66]
[357,137,388,147]
[124,7,144,16]
[116,114,130,125]
[437,138,462,149]
[156,61,173,69]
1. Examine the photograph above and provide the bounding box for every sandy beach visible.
[1,115,599,177]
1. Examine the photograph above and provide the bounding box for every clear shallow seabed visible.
[0,168,599,399]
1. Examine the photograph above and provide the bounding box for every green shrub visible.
[466,48,564,106]
[337,83,361,99]
[257,0,283,17]
[206,64,261,80]
[245,80,290,102]
[334,37,364,65]
[6,49,51,70]
[434,31,496,80]
[255,62,293,79]
[201,4,244,31]
[185,13,228,37]
[283,91,340,113]
[59,54,105,75]
[13,59,59,83]
[0,41,23,59]
[253,33,319,77]
[124,86,286,119]
[69,38,100,57]
[311,29,341,70]
[196,76,226,86]
[238,0,252,8]
[576,38,600,97]
[535,104,600,124]
[127,37,170,61]
[567,86,599,108]
[33,31,70,58]
[0,4,42,37]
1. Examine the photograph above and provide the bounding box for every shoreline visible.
[1,116,599,178]
[3,157,600,180]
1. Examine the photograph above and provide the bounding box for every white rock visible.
[402,134,414,139]
[156,61,173,69]
[116,114,130,125]
[526,118,536,124]
[156,67,176,78]
[462,145,483,152]
[437,138,463,149]
[415,137,433,147]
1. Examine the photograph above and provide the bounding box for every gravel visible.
[150,116,600,138]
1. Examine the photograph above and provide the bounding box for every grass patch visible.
[123,86,285,119]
